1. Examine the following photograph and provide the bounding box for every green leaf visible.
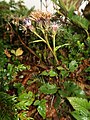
[16,101,28,110]
[18,91,34,101]
[69,60,78,72]
[59,81,85,98]
[61,70,69,79]
[67,97,90,110]
[37,99,46,119]
[11,49,16,55]
[34,99,46,119]
[0,92,17,120]
[51,0,60,7]
[34,100,40,106]
[57,66,64,70]
[16,91,35,110]
[39,83,57,94]
[67,97,90,119]
[40,71,49,76]
[68,7,75,18]
[40,70,58,77]
[71,111,90,120]
[14,83,25,95]
[68,14,90,30]
[48,69,58,77]
[18,111,34,120]
[85,67,90,72]
[58,0,68,15]
[54,94,61,108]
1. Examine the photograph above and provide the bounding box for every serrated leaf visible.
[39,83,57,94]
[68,14,89,30]
[67,97,90,117]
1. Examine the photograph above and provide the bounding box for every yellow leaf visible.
[15,48,23,56]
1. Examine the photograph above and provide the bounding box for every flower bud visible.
[52,23,58,33]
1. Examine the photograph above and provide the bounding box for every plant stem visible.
[53,33,58,64]
[8,22,39,59]
[45,33,58,65]
[33,31,46,43]
[32,29,59,64]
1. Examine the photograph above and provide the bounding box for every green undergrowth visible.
[0,0,90,120]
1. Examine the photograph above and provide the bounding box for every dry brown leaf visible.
[4,49,11,58]
[83,59,90,66]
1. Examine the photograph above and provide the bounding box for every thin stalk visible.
[52,33,58,64]
[85,29,90,39]
[45,33,58,64]
[33,31,46,43]
[32,28,59,64]
[53,34,56,54]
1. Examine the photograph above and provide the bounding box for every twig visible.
[8,22,39,59]
[17,34,39,59]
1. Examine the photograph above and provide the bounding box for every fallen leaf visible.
[4,49,11,58]
[16,48,23,56]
